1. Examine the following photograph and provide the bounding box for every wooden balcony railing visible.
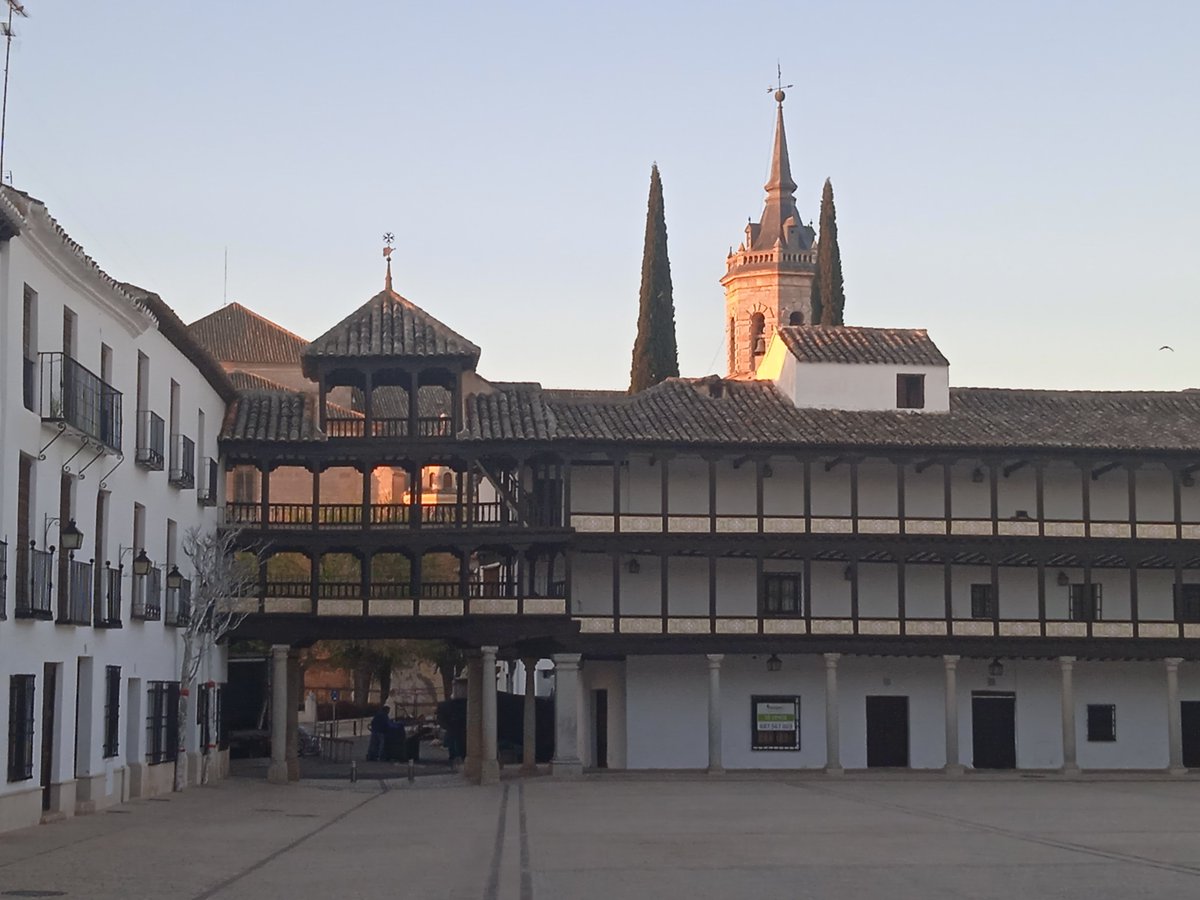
[324,416,454,439]
[224,500,510,529]
[570,512,1196,540]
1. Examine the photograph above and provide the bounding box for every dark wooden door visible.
[1182,701,1200,768]
[866,696,909,767]
[972,693,1017,769]
[593,689,608,769]
[40,663,57,812]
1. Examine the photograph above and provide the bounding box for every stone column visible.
[551,653,583,776]
[1166,657,1186,774]
[481,646,500,785]
[521,657,538,774]
[286,651,301,781]
[706,654,724,774]
[267,644,289,784]
[465,652,482,782]
[824,653,843,775]
[943,655,963,775]
[1059,656,1079,774]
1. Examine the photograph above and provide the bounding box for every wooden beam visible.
[1091,461,1121,481]
[1002,460,1029,478]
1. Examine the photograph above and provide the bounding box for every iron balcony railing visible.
[14,543,54,619]
[166,577,191,627]
[38,352,122,452]
[136,410,165,470]
[59,557,93,625]
[169,434,195,489]
[197,457,219,506]
[0,539,6,619]
[133,565,162,621]
[95,563,123,628]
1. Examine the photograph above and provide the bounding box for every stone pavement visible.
[3,772,1200,898]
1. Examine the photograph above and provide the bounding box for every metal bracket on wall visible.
[38,421,67,460]
[61,439,92,474]
[98,454,124,489]
[76,446,108,481]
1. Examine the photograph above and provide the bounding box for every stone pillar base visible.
[520,762,537,775]
[1059,764,1081,777]
[551,758,583,777]
[267,761,290,784]
[824,766,845,777]
[943,764,966,776]
[481,760,500,785]
[706,766,725,776]
[1168,766,1189,776]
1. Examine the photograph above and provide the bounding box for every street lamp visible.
[988,658,1005,678]
[166,564,183,591]
[132,548,152,577]
[59,518,84,552]
[766,654,783,673]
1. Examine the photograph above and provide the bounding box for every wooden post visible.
[1035,461,1046,537]
[896,461,906,535]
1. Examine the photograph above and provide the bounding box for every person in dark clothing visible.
[367,703,391,761]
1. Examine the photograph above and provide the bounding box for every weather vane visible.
[769,62,793,102]
[382,232,395,289]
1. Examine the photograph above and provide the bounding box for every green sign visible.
[756,700,797,731]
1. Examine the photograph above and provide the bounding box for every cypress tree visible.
[629,164,679,392]
[814,177,845,326]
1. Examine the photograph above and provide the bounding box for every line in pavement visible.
[518,784,533,900]
[791,781,1200,879]
[190,785,389,900]
[483,784,510,900]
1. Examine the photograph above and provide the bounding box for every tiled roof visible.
[221,375,1200,454]
[777,326,949,367]
[222,389,325,443]
[303,289,480,371]
[188,303,309,365]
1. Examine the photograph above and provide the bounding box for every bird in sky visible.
[1159,345,1175,352]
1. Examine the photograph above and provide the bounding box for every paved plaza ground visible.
[2,772,1200,899]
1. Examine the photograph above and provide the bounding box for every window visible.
[970,584,995,619]
[103,666,121,758]
[788,310,804,325]
[1176,584,1200,623]
[146,681,179,765]
[1069,583,1103,622]
[7,674,36,782]
[762,573,803,616]
[441,471,454,491]
[1086,704,1116,742]
[198,684,221,755]
[751,696,800,751]
[896,374,925,409]
[22,285,37,412]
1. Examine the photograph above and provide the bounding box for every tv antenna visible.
[0,1,28,184]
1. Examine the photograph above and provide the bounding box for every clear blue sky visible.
[8,1,1199,390]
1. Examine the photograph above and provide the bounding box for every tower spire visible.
[382,232,395,292]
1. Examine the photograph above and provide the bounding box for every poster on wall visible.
[752,696,800,750]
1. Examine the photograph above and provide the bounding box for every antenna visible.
[0,1,29,185]
[768,61,793,99]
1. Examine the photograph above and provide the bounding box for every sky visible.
[6,1,1199,391]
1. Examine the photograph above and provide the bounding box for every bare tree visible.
[174,525,257,791]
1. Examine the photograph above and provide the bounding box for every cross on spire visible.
[382,232,394,291]
[769,62,794,105]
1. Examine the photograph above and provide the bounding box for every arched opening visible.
[370,551,412,599]
[750,312,766,358]
[789,310,804,326]
[728,317,736,371]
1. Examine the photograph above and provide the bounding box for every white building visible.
[0,186,232,834]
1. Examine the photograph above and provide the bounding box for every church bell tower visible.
[721,89,815,378]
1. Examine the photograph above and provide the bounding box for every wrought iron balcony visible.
[197,457,219,506]
[135,410,165,470]
[58,557,93,626]
[0,539,6,619]
[14,543,53,619]
[94,563,123,628]
[133,565,162,621]
[169,433,195,489]
[38,352,122,452]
